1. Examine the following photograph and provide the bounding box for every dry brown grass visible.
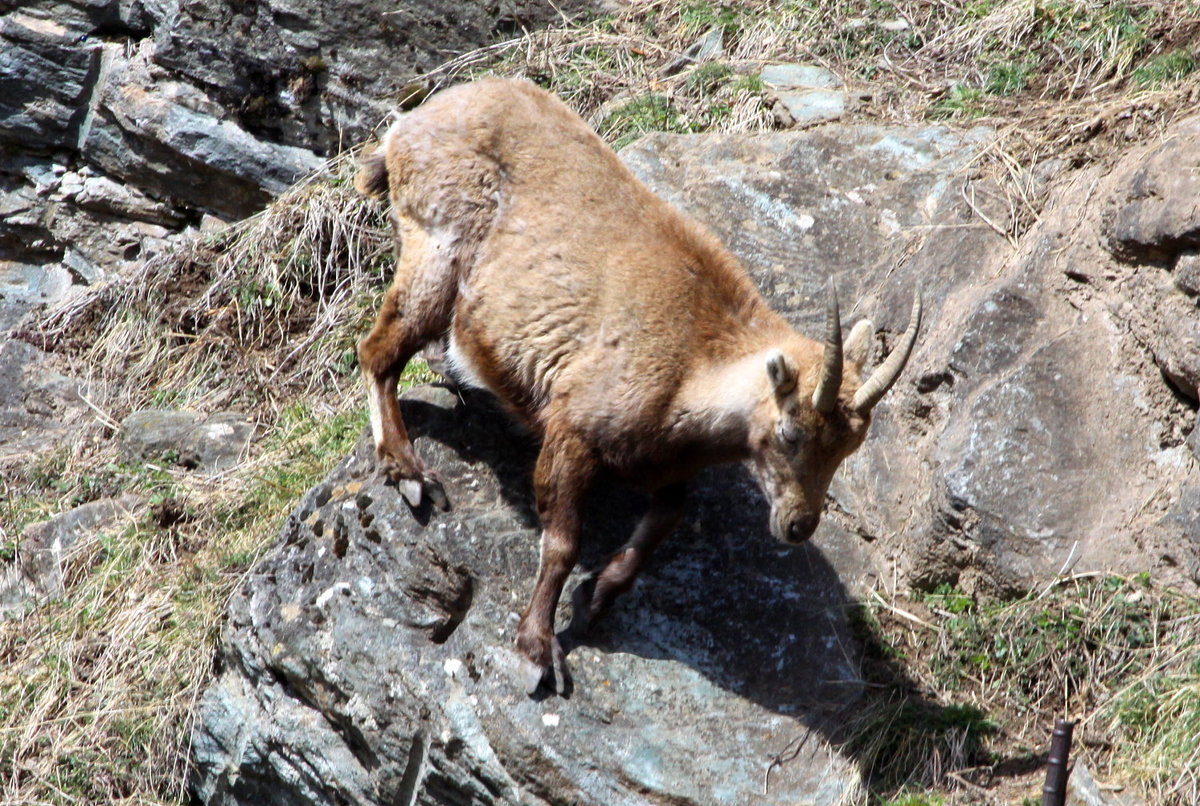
[851,575,1200,803]
[411,1,1200,158]
[41,158,392,421]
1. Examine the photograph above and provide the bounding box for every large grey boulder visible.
[192,386,871,805]
[621,121,1200,595]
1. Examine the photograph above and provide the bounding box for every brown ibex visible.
[355,78,920,695]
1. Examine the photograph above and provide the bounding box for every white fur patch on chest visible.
[445,331,494,394]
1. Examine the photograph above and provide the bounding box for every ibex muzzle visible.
[354,78,920,695]
[756,288,922,545]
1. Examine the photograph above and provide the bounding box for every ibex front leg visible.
[517,427,595,696]
[357,235,455,510]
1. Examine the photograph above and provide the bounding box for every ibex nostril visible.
[788,515,819,543]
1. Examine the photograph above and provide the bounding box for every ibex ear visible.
[766,350,797,396]
[844,319,873,368]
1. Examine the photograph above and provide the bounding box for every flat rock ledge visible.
[191,386,877,806]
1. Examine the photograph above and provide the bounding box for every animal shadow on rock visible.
[388,386,966,789]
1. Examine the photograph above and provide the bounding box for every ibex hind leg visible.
[357,236,458,509]
[566,484,686,640]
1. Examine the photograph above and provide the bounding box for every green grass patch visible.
[1109,665,1200,801]
[1132,49,1198,88]
[851,575,1200,803]
[685,61,734,93]
[601,94,699,149]
[679,0,745,38]
[928,83,989,119]
[879,792,945,806]
[985,57,1035,95]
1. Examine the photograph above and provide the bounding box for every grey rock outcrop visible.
[121,409,254,471]
[192,387,871,805]
[1100,116,1200,404]
[0,494,143,614]
[620,119,1200,595]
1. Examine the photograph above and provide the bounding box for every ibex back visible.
[356,77,920,695]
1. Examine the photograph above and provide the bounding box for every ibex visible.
[356,77,920,695]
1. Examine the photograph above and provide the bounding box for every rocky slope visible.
[3,1,1199,803]
[190,117,1198,803]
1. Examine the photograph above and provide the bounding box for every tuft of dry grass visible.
[41,156,393,422]
[847,574,1200,803]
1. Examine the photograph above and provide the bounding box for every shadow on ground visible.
[399,386,999,796]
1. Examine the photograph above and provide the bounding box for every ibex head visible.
[752,285,922,544]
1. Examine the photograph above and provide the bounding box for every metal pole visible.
[1042,718,1075,806]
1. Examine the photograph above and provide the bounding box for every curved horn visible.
[811,280,843,413]
[852,290,922,413]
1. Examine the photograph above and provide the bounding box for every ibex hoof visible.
[394,476,451,511]
[424,477,450,511]
[519,637,572,698]
[377,454,451,511]
[396,478,424,507]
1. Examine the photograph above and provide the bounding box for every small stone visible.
[1174,251,1200,296]
[1,495,143,613]
[760,65,848,129]
[119,409,252,470]
[759,64,842,90]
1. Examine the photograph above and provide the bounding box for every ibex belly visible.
[446,250,601,427]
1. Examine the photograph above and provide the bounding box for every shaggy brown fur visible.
[356,78,917,695]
